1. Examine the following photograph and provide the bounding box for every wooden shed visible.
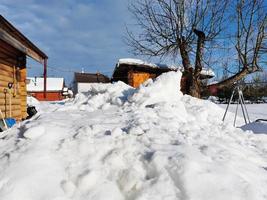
[0,15,48,121]
[112,59,177,88]
[112,58,215,92]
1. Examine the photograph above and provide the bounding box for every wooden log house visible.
[112,59,174,88]
[112,58,215,92]
[0,15,48,121]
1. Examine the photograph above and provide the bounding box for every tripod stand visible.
[222,84,250,127]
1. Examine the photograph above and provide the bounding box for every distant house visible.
[112,58,215,92]
[0,15,48,120]
[73,72,110,94]
[27,77,65,101]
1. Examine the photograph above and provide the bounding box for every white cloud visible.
[0,0,137,84]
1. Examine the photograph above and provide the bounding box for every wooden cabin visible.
[0,15,48,121]
[112,59,177,88]
[27,77,65,101]
[112,58,215,92]
[73,72,110,94]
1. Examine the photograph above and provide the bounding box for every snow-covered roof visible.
[116,58,215,78]
[117,58,180,70]
[27,77,64,92]
[200,68,215,78]
[117,58,158,68]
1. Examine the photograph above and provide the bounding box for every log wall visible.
[128,71,156,88]
[0,39,27,120]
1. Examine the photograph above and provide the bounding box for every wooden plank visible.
[0,69,13,77]
[0,111,22,119]
[0,63,13,72]
[0,99,21,105]
[0,99,21,106]
[0,27,44,63]
[0,80,11,87]
[0,109,21,118]
[0,39,22,57]
[0,105,21,110]
[0,86,14,92]
[0,103,21,107]
[0,74,14,83]
[132,72,151,88]
[0,105,21,111]
[20,68,27,77]
[0,46,20,67]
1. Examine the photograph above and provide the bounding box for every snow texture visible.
[0,71,267,200]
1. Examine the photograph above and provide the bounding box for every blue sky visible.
[1,1,266,85]
[1,0,139,84]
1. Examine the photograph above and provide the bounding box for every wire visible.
[28,64,113,76]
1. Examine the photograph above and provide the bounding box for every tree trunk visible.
[179,37,191,71]
[179,37,192,95]
[190,29,206,98]
[207,67,260,95]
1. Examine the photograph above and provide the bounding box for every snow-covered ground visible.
[0,72,267,200]
[219,103,267,134]
[219,103,267,124]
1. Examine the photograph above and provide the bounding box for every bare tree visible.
[126,0,267,97]
[209,0,267,90]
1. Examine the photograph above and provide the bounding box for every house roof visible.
[74,72,110,83]
[0,15,48,63]
[117,58,158,68]
[27,77,64,92]
[112,58,215,80]
[200,68,215,79]
[112,58,178,82]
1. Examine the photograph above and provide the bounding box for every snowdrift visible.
[0,71,267,200]
[27,96,40,106]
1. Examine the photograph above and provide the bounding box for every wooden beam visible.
[44,58,47,99]
[0,27,44,63]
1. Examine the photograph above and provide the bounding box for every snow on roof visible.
[27,77,64,92]
[117,58,215,78]
[118,58,181,70]
[200,68,215,77]
[117,58,158,68]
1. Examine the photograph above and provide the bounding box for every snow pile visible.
[27,96,40,106]
[66,81,134,111]
[129,71,183,107]
[0,72,267,200]
[68,72,182,111]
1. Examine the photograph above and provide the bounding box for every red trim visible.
[30,92,64,101]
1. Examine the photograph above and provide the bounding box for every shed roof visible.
[74,72,110,83]
[27,77,64,92]
[112,58,215,80]
[0,15,48,63]
[112,58,178,82]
